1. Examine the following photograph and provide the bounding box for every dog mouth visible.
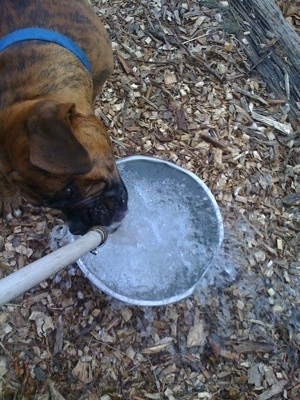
[62,180,128,235]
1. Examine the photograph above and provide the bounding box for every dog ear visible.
[26,100,92,174]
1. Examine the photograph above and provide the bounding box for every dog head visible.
[7,99,128,234]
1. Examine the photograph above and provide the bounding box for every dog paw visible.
[1,202,23,222]
[4,208,22,221]
[0,181,23,222]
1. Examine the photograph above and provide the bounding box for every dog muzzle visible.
[62,179,128,235]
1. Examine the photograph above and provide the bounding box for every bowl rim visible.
[77,155,224,306]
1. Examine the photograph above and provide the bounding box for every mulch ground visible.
[0,0,299,399]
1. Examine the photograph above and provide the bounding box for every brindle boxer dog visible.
[0,0,128,234]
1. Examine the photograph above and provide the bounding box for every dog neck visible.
[0,28,92,73]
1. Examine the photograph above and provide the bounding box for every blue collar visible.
[0,27,92,73]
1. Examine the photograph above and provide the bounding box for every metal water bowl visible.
[77,156,223,306]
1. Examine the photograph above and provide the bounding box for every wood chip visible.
[187,309,207,348]
[142,337,174,354]
[256,380,288,400]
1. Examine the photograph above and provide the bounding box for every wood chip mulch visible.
[0,0,299,399]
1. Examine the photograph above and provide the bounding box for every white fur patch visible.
[13,208,22,217]
[14,208,22,218]
[5,212,13,221]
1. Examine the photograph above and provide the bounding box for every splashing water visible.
[77,157,223,305]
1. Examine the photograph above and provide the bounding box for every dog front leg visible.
[0,171,23,221]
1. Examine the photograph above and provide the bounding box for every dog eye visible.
[64,187,73,200]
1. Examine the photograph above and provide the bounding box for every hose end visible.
[88,226,108,247]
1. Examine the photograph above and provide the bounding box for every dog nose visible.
[105,178,128,206]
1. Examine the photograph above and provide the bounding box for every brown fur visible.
[0,0,127,234]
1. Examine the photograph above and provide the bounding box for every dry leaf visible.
[142,337,174,354]
[0,357,8,378]
[29,311,54,337]
[164,73,177,85]
[72,359,93,384]
[187,309,207,348]
[48,380,66,400]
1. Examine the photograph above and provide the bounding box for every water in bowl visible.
[77,158,222,305]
